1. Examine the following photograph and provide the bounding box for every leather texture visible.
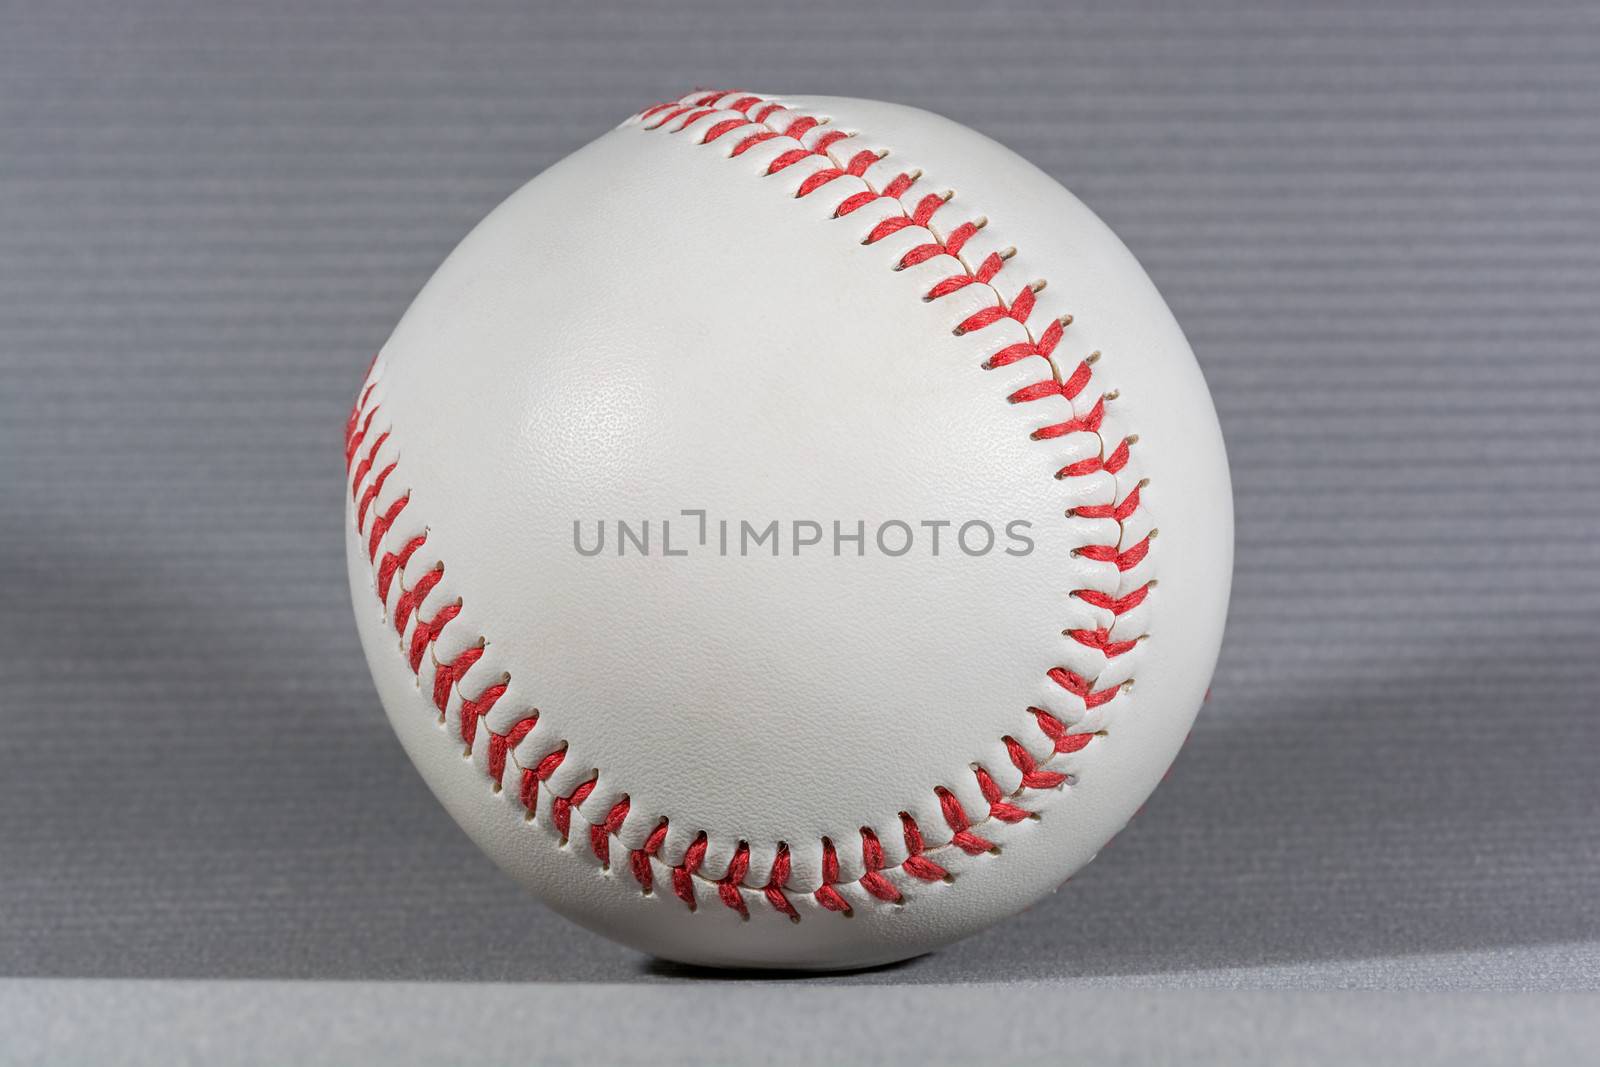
[346,90,1233,969]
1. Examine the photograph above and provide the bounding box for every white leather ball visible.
[345,90,1232,970]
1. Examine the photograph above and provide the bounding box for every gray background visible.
[3,0,1598,1061]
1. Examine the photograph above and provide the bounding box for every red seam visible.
[348,90,1151,920]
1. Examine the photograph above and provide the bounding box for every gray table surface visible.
[3,1,1598,1062]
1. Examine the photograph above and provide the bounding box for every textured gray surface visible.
[3,0,1599,1059]
[6,980,1599,1067]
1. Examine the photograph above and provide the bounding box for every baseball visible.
[345,90,1232,970]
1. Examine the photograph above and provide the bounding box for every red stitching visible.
[935,786,996,856]
[488,715,537,786]
[630,820,669,896]
[591,796,629,868]
[857,828,901,904]
[763,844,800,922]
[347,90,1152,920]
[813,837,852,915]
[718,844,753,918]
[553,776,597,843]
[674,833,709,911]
[518,746,567,820]
[900,813,949,883]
